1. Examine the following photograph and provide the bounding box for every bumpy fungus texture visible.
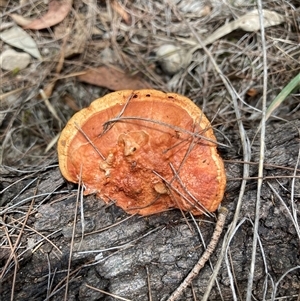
[58,90,226,215]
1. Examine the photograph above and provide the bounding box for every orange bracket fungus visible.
[58,90,226,216]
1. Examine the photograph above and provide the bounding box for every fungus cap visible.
[58,89,226,215]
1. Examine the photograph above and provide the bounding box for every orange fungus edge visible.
[58,89,226,215]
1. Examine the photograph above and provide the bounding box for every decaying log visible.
[1,121,299,301]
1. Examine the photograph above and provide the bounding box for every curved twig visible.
[166,207,228,301]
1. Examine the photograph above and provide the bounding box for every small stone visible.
[0,49,31,71]
[156,44,186,75]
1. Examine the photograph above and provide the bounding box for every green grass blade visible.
[266,73,300,121]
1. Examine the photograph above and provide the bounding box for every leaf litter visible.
[0,1,300,300]
[0,25,42,59]
[77,66,152,90]
[200,9,285,47]
[10,0,72,30]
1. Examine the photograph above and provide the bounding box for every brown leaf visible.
[111,0,131,25]
[63,94,80,111]
[77,66,151,91]
[24,0,72,30]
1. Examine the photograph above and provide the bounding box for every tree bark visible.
[1,120,299,301]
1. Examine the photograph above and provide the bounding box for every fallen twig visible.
[166,207,228,301]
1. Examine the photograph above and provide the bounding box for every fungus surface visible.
[58,89,226,215]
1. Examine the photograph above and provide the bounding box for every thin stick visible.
[146,266,153,301]
[102,92,134,134]
[166,207,228,301]
[74,122,105,160]
[85,284,132,301]
[104,116,224,147]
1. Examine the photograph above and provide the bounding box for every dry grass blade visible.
[271,266,300,301]
[40,89,62,125]
[267,182,300,240]
[0,85,35,101]
[246,3,268,299]
[174,6,252,301]
[2,224,18,301]
[0,199,34,280]
[290,130,300,235]
[64,165,82,300]
[85,284,133,301]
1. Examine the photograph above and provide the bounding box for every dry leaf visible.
[184,9,285,50]
[0,26,42,59]
[202,9,285,46]
[111,0,131,25]
[10,13,32,27]
[23,0,72,30]
[63,94,80,111]
[236,9,285,32]
[77,66,151,90]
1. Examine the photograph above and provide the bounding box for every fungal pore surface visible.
[58,89,226,216]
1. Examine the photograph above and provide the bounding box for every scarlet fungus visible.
[58,89,226,216]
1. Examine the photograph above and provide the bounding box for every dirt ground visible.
[1,1,300,301]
